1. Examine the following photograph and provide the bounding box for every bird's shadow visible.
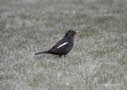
[33,53,67,60]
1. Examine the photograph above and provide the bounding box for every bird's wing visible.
[57,42,68,49]
[50,39,70,51]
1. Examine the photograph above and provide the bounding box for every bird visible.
[35,30,80,57]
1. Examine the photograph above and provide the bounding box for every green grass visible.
[0,0,127,90]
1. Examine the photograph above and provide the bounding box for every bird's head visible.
[64,30,80,40]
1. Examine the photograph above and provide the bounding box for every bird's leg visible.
[64,55,66,57]
[59,55,62,58]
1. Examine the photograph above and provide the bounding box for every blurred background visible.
[0,0,127,90]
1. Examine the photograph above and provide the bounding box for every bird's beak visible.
[75,31,80,34]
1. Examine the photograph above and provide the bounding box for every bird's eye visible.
[72,34,74,36]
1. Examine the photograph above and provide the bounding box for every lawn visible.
[0,0,127,90]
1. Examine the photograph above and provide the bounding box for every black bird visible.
[35,30,80,57]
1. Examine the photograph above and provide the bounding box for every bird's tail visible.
[34,50,49,55]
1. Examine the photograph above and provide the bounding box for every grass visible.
[0,0,127,90]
